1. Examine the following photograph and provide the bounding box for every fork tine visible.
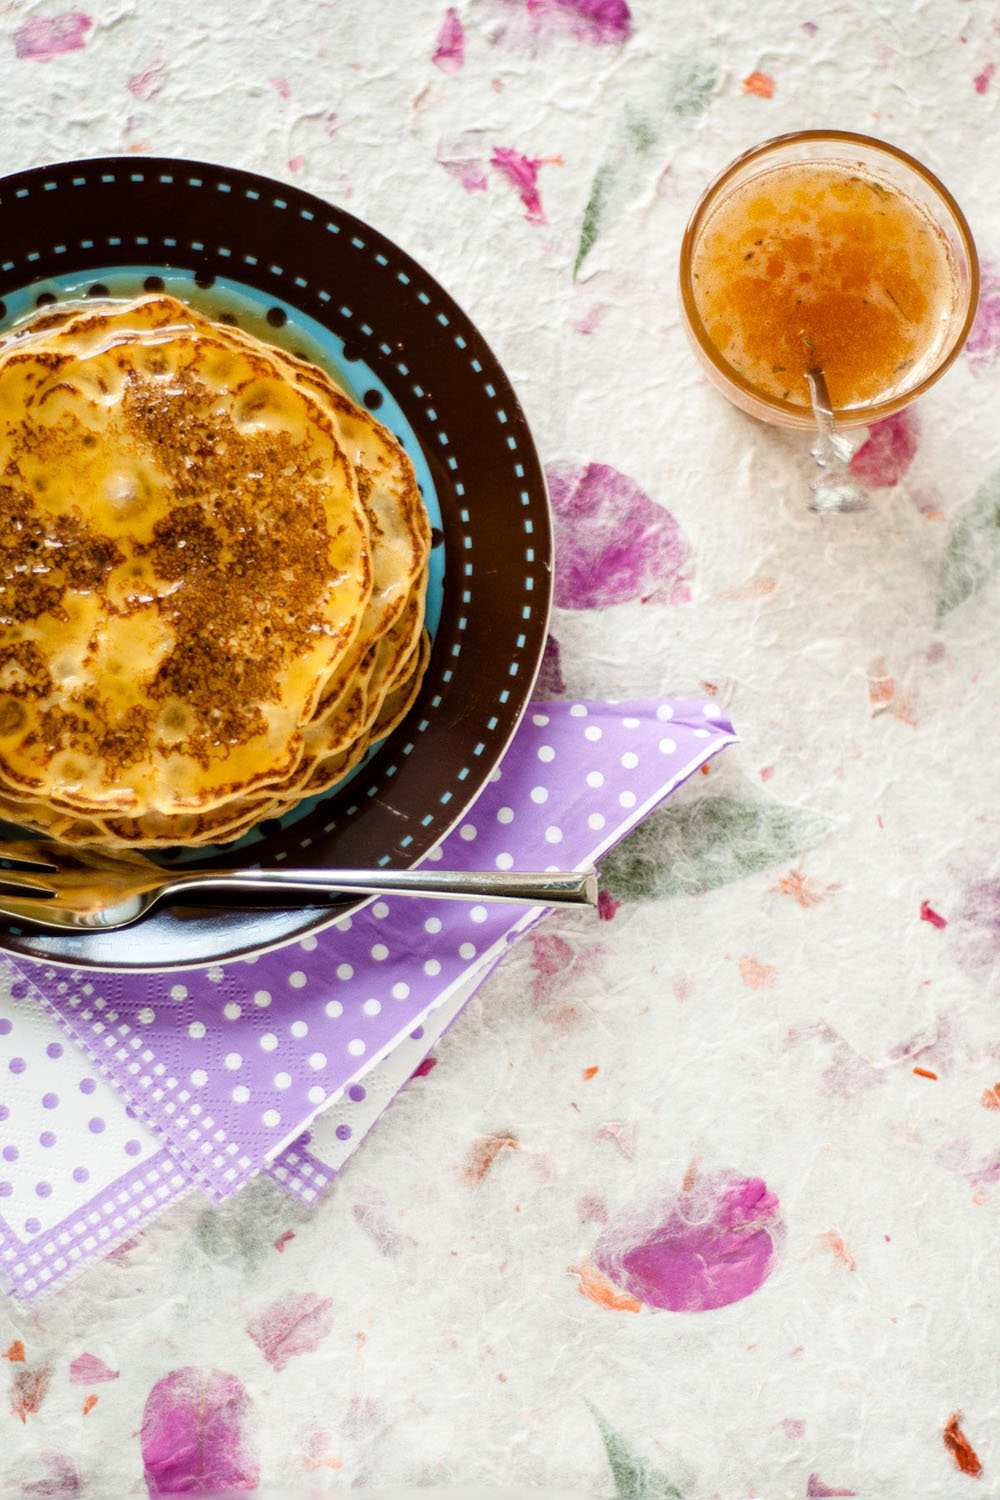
[0,894,69,928]
[0,841,60,871]
[0,871,57,896]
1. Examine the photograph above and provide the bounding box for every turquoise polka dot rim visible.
[0,156,553,971]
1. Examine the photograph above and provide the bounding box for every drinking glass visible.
[678,131,979,510]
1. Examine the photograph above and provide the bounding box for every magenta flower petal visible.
[593,1171,783,1312]
[14,13,91,60]
[546,461,692,610]
[141,1368,259,1496]
[848,410,919,488]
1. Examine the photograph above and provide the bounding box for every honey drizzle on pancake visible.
[0,293,431,846]
[0,302,373,812]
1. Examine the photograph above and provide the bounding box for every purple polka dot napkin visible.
[265,950,508,1205]
[0,700,735,1262]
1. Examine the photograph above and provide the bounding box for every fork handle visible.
[163,866,599,908]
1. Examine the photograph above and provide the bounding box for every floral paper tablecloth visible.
[3,2,1000,1496]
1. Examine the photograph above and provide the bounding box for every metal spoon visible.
[805,367,869,513]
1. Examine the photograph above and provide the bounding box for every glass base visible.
[809,472,870,513]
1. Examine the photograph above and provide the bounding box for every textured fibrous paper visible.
[2,1,1000,1497]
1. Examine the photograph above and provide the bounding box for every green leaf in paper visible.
[575,160,616,279]
[598,795,832,902]
[573,53,717,279]
[623,102,657,154]
[588,1403,683,1500]
[936,467,1000,620]
[664,53,717,122]
[193,1179,296,1271]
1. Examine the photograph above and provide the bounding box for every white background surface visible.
[1,1,999,1496]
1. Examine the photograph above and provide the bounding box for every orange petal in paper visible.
[820,1230,856,1271]
[303,1454,342,1472]
[742,71,775,98]
[10,1365,51,1422]
[739,954,778,990]
[867,661,896,713]
[3,1341,25,1363]
[770,864,840,909]
[682,1156,702,1193]
[461,1132,519,1185]
[716,576,778,602]
[571,1260,642,1313]
[943,1412,983,1477]
[83,1394,98,1415]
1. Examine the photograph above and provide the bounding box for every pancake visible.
[13,295,431,643]
[0,292,432,848]
[0,306,374,817]
[0,627,431,847]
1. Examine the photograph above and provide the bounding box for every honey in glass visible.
[679,132,979,430]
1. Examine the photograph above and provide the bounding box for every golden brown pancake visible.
[0,629,430,847]
[0,293,431,848]
[0,309,373,815]
[0,291,431,846]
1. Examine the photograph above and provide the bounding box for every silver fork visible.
[0,841,599,932]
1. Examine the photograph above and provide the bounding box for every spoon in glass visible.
[805,367,869,513]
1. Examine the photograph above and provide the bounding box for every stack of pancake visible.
[0,293,431,846]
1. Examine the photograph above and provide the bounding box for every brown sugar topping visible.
[0,286,442,848]
[0,319,371,801]
[122,366,348,765]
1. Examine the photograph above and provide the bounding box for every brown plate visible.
[0,156,552,970]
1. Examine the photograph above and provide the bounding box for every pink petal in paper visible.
[20,1453,81,1496]
[246,1291,334,1372]
[351,1203,416,1257]
[14,12,91,60]
[69,1353,118,1386]
[433,8,466,71]
[127,59,164,100]
[848,409,919,488]
[437,134,490,192]
[974,62,995,94]
[953,875,1000,982]
[807,1477,857,1498]
[140,1367,259,1496]
[570,303,607,335]
[525,0,632,45]
[967,260,1000,374]
[490,146,550,223]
